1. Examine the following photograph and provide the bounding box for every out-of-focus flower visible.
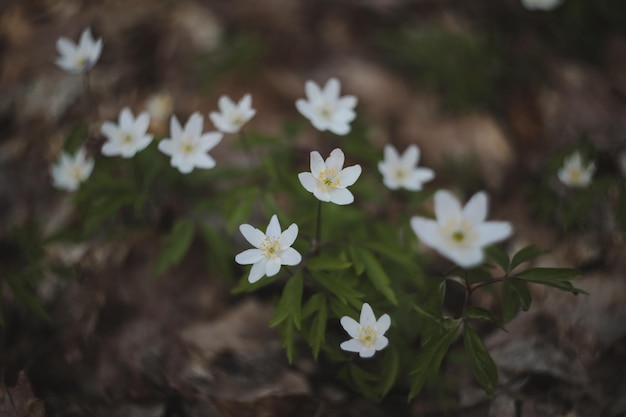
[378,144,435,191]
[557,151,595,188]
[295,78,357,135]
[100,107,153,158]
[158,113,222,174]
[521,0,563,11]
[411,190,512,268]
[146,93,173,122]
[51,148,95,191]
[55,27,103,74]
[298,148,361,205]
[209,94,256,134]
[235,214,302,283]
[340,303,390,358]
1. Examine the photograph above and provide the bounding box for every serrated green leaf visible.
[231,271,281,294]
[197,223,233,280]
[269,272,303,329]
[510,245,547,271]
[306,255,352,271]
[378,346,399,396]
[280,319,296,364]
[360,249,398,305]
[364,241,417,270]
[348,363,381,400]
[502,280,520,322]
[348,244,366,275]
[83,194,135,234]
[311,272,363,307]
[224,188,258,233]
[515,267,581,282]
[463,325,498,396]
[302,293,325,319]
[309,300,327,359]
[464,306,506,331]
[485,245,510,272]
[154,219,195,275]
[409,322,460,399]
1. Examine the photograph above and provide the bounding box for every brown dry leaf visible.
[0,371,46,417]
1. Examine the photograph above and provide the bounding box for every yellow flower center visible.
[452,231,465,242]
[318,104,334,120]
[358,326,377,348]
[318,168,340,190]
[260,237,281,259]
[442,220,477,248]
[180,138,197,155]
[70,165,84,182]
[568,167,582,183]
[122,134,134,144]
[395,169,406,179]
[75,56,88,69]
[231,114,244,126]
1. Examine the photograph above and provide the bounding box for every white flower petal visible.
[328,188,354,205]
[193,154,216,169]
[235,248,264,265]
[463,192,488,225]
[384,144,399,164]
[134,112,151,135]
[443,246,484,268]
[374,335,388,351]
[434,190,462,225]
[376,313,391,335]
[239,224,266,247]
[186,112,204,138]
[313,188,332,202]
[475,221,513,246]
[339,165,361,187]
[323,78,341,100]
[359,347,376,358]
[120,107,133,128]
[199,132,223,151]
[56,37,76,56]
[340,316,361,339]
[305,80,323,102]
[170,116,183,139]
[325,148,345,171]
[410,217,445,250]
[218,95,236,113]
[401,145,419,166]
[248,260,267,283]
[158,139,173,156]
[265,257,282,277]
[328,121,350,136]
[298,172,317,193]
[265,214,281,238]
[280,247,302,266]
[295,99,315,121]
[340,339,363,353]
[310,151,325,178]
[360,303,376,328]
[279,223,298,248]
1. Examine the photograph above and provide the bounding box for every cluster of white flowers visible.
[51,29,540,362]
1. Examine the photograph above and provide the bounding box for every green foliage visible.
[463,325,497,397]
[154,219,195,275]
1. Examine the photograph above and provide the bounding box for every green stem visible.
[238,128,254,168]
[313,200,322,253]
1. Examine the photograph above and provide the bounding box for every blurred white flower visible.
[51,148,94,191]
[158,113,222,174]
[298,148,361,205]
[378,144,435,191]
[295,78,357,135]
[55,27,103,74]
[100,107,153,158]
[235,214,302,283]
[209,94,256,134]
[146,93,173,122]
[521,0,563,11]
[557,151,595,188]
[411,190,512,268]
[340,303,390,358]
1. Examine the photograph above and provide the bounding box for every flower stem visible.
[238,128,254,168]
[313,200,322,253]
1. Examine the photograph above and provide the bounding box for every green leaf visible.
[224,188,258,233]
[269,272,303,329]
[309,300,327,359]
[197,223,233,280]
[231,272,281,294]
[348,244,365,275]
[360,249,398,305]
[83,194,135,234]
[485,245,510,272]
[378,346,400,397]
[348,363,381,400]
[463,325,498,396]
[515,267,581,282]
[510,245,547,271]
[280,319,296,364]
[306,255,352,271]
[364,241,417,270]
[154,219,195,275]
[409,321,460,399]
[464,306,506,331]
[302,293,325,319]
[502,278,531,322]
[311,272,363,307]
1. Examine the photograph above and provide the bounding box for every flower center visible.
[318,168,340,190]
[122,134,134,144]
[358,326,377,348]
[231,113,244,127]
[442,220,477,248]
[260,237,281,259]
[180,138,197,155]
[70,165,84,182]
[452,231,465,242]
[395,169,406,179]
[318,103,334,120]
[75,56,89,70]
[568,167,582,183]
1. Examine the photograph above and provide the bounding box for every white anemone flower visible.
[295,78,357,135]
[378,144,435,191]
[521,0,563,11]
[235,215,302,283]
[209,94,256,134]
[51,148,95,192]
[411,190,513,268]
[557,151,595,188]
[340,303,390,358]
[158,112,223,174]
[100,107,153,158]
[146,93,173,122]
[55,27,103,74]
[298,148,362,205]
